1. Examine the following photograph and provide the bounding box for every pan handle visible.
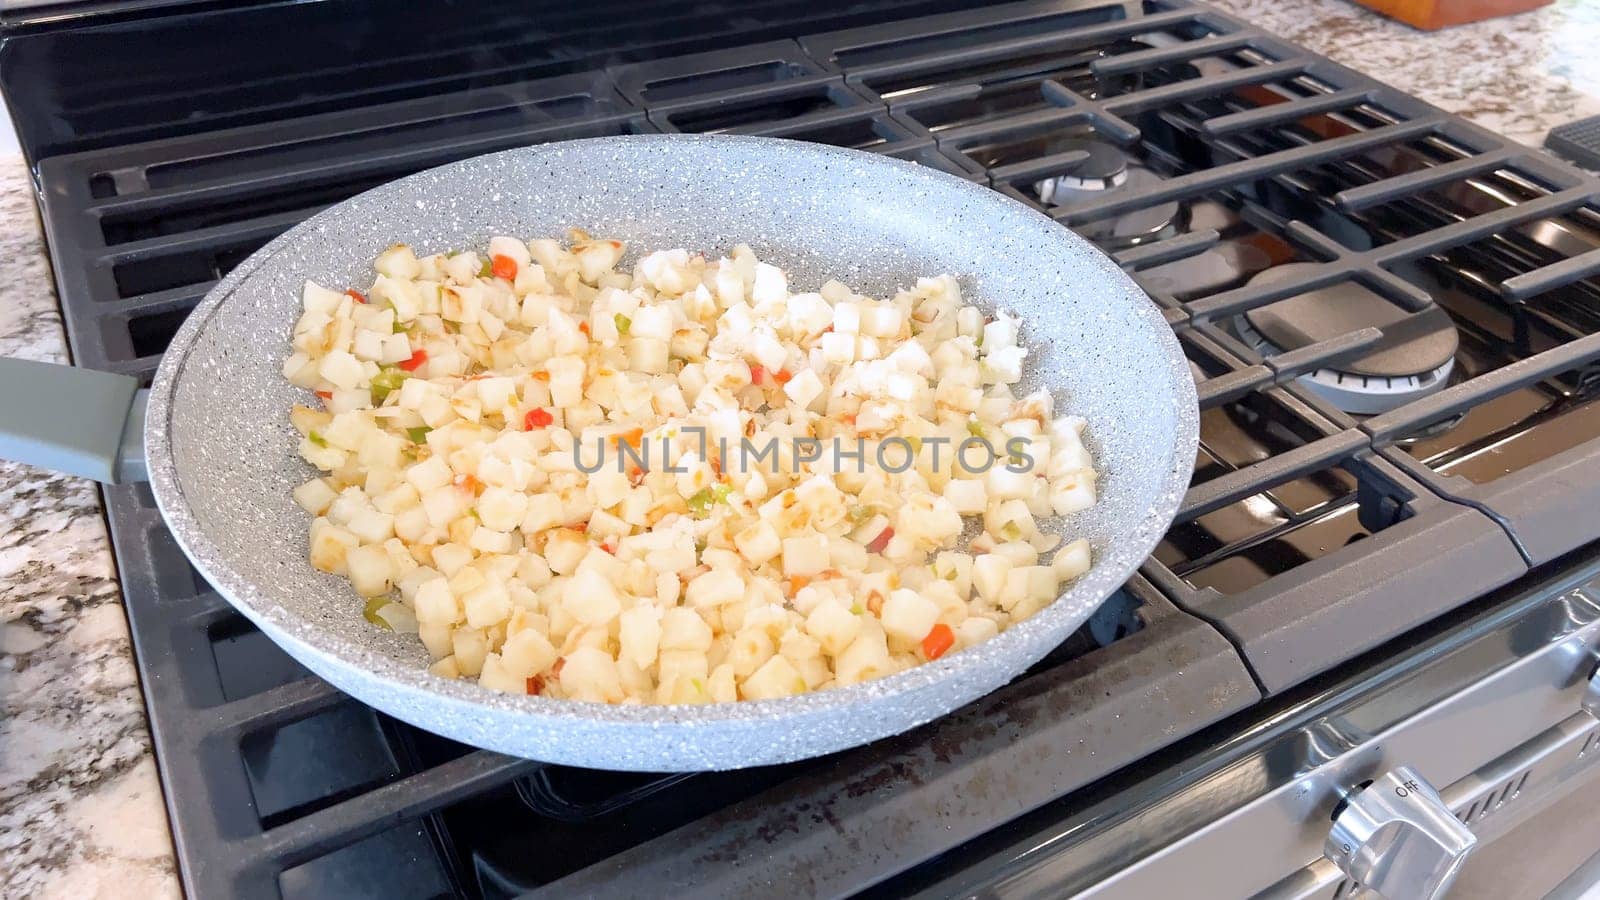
[0,358,148,483]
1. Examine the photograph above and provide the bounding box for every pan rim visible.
[145,134,1198,742]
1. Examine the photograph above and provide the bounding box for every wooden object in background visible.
[1349,0,1552,30]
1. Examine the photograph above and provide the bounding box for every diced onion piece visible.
[1054,538,1091,584]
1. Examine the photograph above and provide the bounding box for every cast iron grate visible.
[1,0,1003,161]
[23,0,1600,896]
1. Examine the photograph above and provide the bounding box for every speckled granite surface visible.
[1211,0,1600,146]
[1,2,1597,896]
[0,157,180,898]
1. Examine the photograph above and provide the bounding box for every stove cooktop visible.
[13,0,1600,896]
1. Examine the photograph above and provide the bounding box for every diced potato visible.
[463,581,512,629]
[477,653,524,693]
[859,303,903,338]
[281,234,1099,703]
[406,456,452,492]
[499,627,558,678]
[516,553,553,589]
[468,528,515,555]
[520,493,565,534]
[431,542,474,577]
[574,238,624,284]
[413,577,461,625]
[982,314,1019,352]
[941,475,985,514]
[984,464,1033,502]
[784,368,824,409]
[740,653,804,700]
[804,599,861,656]
[984,498,1035,544]
[419,623,454,659]
[923,579,967,626]
[347,508,396,544]
[955,616,999,649]
[986,345,1026,384]
[729,628,776,678]
[488,235,532,268]
[684,568,743,608]
[1005,566,1057,613]
[563,568,622,626]
[345,544,393,597]
[931,551,973,599]
[303,280,346,314]
[393,507,431,543]
[750,262,787,305]
[834,620,891,686]
[375,244,422,279]
[318,350,364,391]
[618,605,663,669]
[372,482,420,515]
[420,484,469,528]
[447,562,485,598]
[880,588,940,644]
[560,647,624,703]
[452,627,489,676]
[660,607,713,652]
[708,663,738,703]
[781,536,829,578]
[733,520,781,566]
[293,478,339,515]
[309,518,360,574]
[544,529,589,575]
[971,554,1012,605]
[475,486,527,532]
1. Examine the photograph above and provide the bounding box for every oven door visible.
[906,548,1600,900]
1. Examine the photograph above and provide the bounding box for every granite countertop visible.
[0,160,181,898]
[1215,0,1600,145]
[1,1,1596,896]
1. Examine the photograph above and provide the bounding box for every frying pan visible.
[0,135,1197,771]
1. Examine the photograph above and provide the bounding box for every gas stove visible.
[8,0,1600,897]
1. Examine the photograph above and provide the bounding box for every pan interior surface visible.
[148,135,1196,770]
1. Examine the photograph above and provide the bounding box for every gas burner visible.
[1036,141,1182,249]
[1036,140,1130,193]
[1137,239,1272,301]
[1234,263,1460,416]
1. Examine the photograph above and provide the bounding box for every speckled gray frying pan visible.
[0,135,1197,771]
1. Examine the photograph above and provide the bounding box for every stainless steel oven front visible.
[910,551,1600,900]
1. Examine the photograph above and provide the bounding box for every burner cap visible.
[1034,140,1129,198]
[1056,140,1130,190]
[1039,159,1181,249]
[1238,263,1459,415]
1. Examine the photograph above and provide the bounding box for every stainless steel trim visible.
[1261,712,1600,899]
[1546,847,1600,900]
[909,554,1600,899]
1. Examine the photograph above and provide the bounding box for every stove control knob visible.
[1580,660,1600,718]
[1325,767,1475,900]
